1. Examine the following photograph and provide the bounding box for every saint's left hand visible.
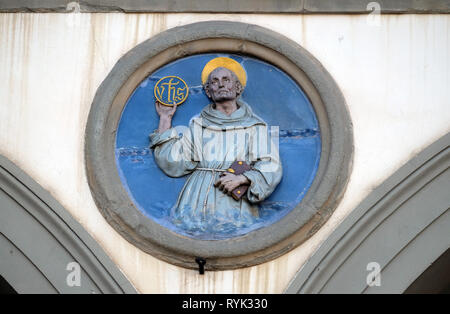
[214,172,249,195]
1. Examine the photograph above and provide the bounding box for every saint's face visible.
[207,67,239,103]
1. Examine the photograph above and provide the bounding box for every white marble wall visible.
[0,13,448,293]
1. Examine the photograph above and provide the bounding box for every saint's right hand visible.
[155,101,177,120]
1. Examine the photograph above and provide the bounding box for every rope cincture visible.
[195,167,228,219]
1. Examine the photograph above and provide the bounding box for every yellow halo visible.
[201,57,247,87]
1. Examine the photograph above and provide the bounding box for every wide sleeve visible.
[242,124,283,203]
[149,125,199,178]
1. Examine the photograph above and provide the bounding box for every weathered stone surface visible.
[0,0,448,13]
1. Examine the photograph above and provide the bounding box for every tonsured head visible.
[204,67,243,103]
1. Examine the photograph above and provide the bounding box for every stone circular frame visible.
[85,21,353,270]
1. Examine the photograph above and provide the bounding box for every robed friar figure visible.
[149,57,282,237]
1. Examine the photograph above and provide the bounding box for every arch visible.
[0,155,137,294]
[286,133,450,293]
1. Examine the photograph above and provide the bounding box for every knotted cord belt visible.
[195,167,228,218]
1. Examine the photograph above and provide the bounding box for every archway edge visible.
[0,155,137,294]
[286,132,450,293]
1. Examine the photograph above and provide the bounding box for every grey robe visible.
[149,100,282,238]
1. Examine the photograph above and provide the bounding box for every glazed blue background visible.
[116,53,321,239]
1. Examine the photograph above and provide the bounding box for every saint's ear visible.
[204,83,211,98]
[235,81,243,96]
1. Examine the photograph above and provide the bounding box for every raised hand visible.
[155,101,177,133]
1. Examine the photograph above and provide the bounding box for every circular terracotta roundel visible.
[85,21,353,270]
